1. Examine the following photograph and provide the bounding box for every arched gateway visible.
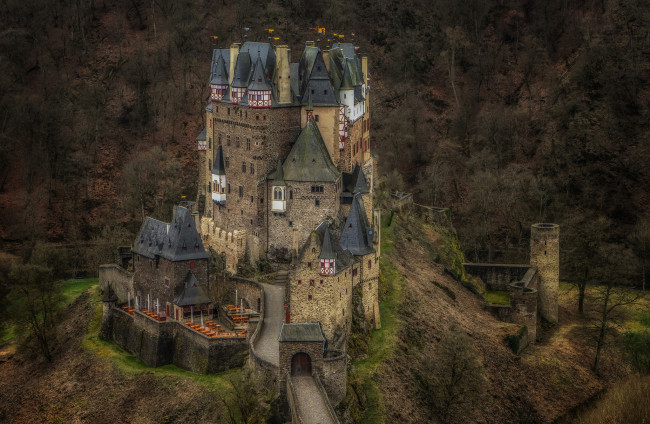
[291,352,312,376]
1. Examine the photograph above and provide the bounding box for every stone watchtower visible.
[530,223,560,323]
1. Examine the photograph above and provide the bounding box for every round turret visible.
[530,223,559,323]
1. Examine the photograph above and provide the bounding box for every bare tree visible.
[417,326,486,423]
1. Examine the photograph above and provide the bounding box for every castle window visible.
[228,108,230,115]
[289,190,293,199]
[227,135,231,146]
[324,90,327,95]
[308,262,312,269]
[246,138,251,150]
[308,295,313,301]
[228,184,231,193]
[225,157,230,168]
[209,159,212,169]
[250,163,254,174]
[218,134,222,145]
[368,260,372,269]
[342,308,345,316]
[250,195,253,203]
[289,221,293,226]
[239,186,243,197]
[242,162,246,172]
[315,199,320,206]
[263,115,266,121]
[236,136,240,148]
[312,248,316,253]
[164,277,170,287]
[208,182,211,192]
[240,110,242,117]
[320,280,323,285]
[209,138,212,149]
[256,115,259,120]
[298,280,301,285]
[310,280,314,286]
[260,197,264,204]
[273,187,284,200]
[344,94,347,99]
[315,114,319,122]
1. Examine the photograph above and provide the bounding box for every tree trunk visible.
[593,285,611,373]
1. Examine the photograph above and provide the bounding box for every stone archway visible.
[291,352,312,376]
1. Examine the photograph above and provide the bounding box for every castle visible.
[99,40,379,413]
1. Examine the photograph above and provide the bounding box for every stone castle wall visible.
[266,180,341,258]
[530,223,560,323]
[321,350,347,405]
[99,264,134,304]
[462,263,531,291]
[289,233,355,341]
[201,217,246,274]
[131,253,209,315]
[102,305,248,374]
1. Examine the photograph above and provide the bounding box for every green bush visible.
[624,331,650,374]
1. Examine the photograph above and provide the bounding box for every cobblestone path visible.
[253,283,285,366]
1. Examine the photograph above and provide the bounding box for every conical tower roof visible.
[212,145,226,175]
[210,51,229,85]
[248,56,272,90]
[319,226,336,259]
[281,121,339,182]
[339,195,374,256]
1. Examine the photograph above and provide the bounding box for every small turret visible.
[211,145,226,204]
[210,52,229,102]
[319,226,336,276]
[248,56,272,108]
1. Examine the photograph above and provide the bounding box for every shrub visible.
[624,331,650,374]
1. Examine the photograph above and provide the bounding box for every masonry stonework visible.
[530,223,560,323]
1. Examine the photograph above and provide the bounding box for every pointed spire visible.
[352,165,370,194]
[340,60,354,90]
[212,145,226,175]
[248,56,272,90]
[319,226,336,259]
[211,51,229,85]
[274,158,285,185]
[305,90,314,122]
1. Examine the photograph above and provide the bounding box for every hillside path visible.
[253,282,284,366]
[292,376,337,424]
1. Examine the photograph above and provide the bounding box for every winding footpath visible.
[253,282,285,366]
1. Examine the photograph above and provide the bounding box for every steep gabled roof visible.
[195,127,206,141]
[339,195,375,256]
[212,145,226,175]
[132,206,208,261]
[173,271,211,306]
[248,56,272,91]
[281,121,339,182]
[210,49,231,83]
[231,52,251,88]
[319,226,336,260]
[210,51,229,85]
[240,42,276,74]
[342,165,370,194]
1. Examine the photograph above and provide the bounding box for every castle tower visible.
[530,223,560,323]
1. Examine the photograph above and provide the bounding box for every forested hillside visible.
[1,0,649,288]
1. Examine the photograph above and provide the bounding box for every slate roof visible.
[210,48,231,82]
[132,206,209,261]
[278,323,325,342]
[318,226,336,260]
[212,145,226,175]
[195,127,206,141]
[296,47,338,106]
[210,50,229,85]
[281,121,339,182]
[342,165,369,194]
[248,56,272,91]
[239,42,276,74]
[231,52,251,88]
[339,195,375,256]
[173,271,211,306]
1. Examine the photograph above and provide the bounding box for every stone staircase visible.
[273,270,289,286]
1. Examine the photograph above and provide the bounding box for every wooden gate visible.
[291,352,312,376]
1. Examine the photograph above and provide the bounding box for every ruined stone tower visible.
[530,223,560,323]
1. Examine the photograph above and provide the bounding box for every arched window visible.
[273,187,284,200]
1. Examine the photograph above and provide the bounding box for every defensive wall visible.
[463,263,539,344]
[101,305,248,374]
[99,264,134,306]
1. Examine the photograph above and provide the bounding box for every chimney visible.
[322,50,330,73]
[362,56,368,87]
[229,43,240,85]
[275,45,292,104]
